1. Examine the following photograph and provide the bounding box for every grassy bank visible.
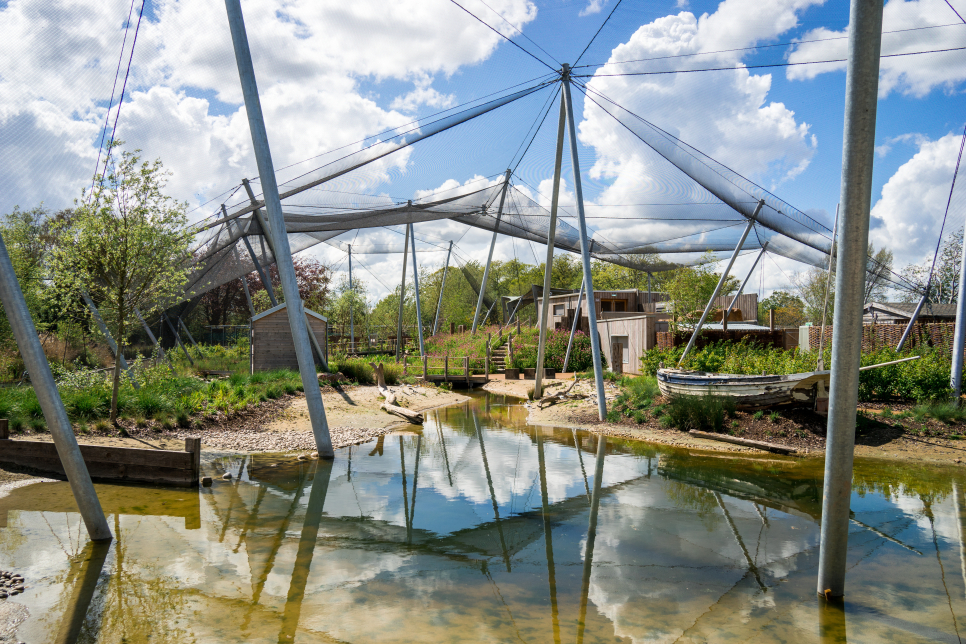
[0,360,305,434]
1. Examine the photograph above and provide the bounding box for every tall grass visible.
[662,394,737,432]
[330,356,405,385]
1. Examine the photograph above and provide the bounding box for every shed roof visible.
[251,302,328,324]
[864,302,957,319]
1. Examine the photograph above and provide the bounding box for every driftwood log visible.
[370,363,424,424]
[688,430,797,455]
[536,375,581,409]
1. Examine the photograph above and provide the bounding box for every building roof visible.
[864,302,957,319]
[251,302,328,323]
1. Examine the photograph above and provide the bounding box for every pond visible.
[2,392,965,643]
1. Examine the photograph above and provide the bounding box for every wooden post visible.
[423,355,428,380]
[185,436,201,484]
[464,357,469,381]
[485,343,490,376]
[403,352,408,376]
[444,355,449,383]
[508,333,514,365]
[0,419,8,440]
[769,308,775,331]
[517,317,521,334]
[450,322,455,334]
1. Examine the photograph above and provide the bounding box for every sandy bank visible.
[14,383,469,455]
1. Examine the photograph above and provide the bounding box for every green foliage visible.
[642,339,952,402]
[50,145,191,421]
[331,357,404,385]
[611,376,659,421]
[663,394,737,432]
[752,410,764,421]
[509,328,602,371]
[913,402,966,424]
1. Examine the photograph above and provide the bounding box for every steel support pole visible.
[241,182,279,306]
[647,272,652,305]
[895,290,928,352]
[563,277,585,373]
[0,233,111,541]
[952,225,966,402]
[473,170,512,333]
[348,245,354,352]
[562,71,607,419]
[409,224,425,356]
[81,291,138,388]
[818,205,840,370]
[178,317,198,347]
[223,204,258,316]
[817,0,884,598]
[163,312,194,366]
[396,224,409,361]
[534,92,568,400]
[134,307,175,373]
[725,244,767,321]
[433,241,452,335]
[226,0,333,458]
[678,209,760,366]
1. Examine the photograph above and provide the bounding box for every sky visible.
[1,0,964,303]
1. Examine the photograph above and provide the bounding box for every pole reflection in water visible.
[54,539,111,644]
[536,430,560,644]
[474,411,511,572]
[818,597,848,644]
[278,458,334,643]
[576,434,606,644]
[2,392,965,643]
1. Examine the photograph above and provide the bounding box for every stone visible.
[222,472,232,480]
[201,476,213,487]
[311,452,319,459]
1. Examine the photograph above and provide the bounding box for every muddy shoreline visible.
[485,376,966,465]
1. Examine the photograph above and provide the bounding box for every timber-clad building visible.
[250,303,328,373]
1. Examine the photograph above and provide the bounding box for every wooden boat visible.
[656,356,919,409]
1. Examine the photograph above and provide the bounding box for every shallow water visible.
[4,392,966,643]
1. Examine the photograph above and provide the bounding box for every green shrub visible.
[29,418,46,432]
[134,390,170,419]
[663,394,736,432]
[509,329,604,372]
[769,411,781,423]
[915,402,966,425]
[9,417,23,433]
[752,410,764,421]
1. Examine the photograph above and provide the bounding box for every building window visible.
[553,304,565,316]
[614,301,626,312]
[601,301,612,312]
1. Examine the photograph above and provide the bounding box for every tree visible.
[758,290,806,327]
[864,243,893,303]
[52,146,191,422]
[897,227,962,304]
[247,256,331,313]
[662,254,739,333]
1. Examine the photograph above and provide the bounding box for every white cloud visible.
[875,132,929,157]
[575,0,820,265]
[868,132,964,267]
[580,0,607,17]
[786,0,966,97]
[0,0,537,219]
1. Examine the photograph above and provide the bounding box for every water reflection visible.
[0,392,964,642]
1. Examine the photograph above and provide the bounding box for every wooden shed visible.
[250,303,328,373]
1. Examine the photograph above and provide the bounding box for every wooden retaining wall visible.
[0,424,201,487]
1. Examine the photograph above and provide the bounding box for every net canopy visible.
[182,74,916,306]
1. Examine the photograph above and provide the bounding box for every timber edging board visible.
[0,423,201,487]
[688,429,798,456]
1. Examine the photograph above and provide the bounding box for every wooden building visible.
[250,303,328,373]
[862,301,957,324]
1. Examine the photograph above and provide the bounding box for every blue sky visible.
[1,0,964,299]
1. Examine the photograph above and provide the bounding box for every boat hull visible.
[656,368,826,408]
